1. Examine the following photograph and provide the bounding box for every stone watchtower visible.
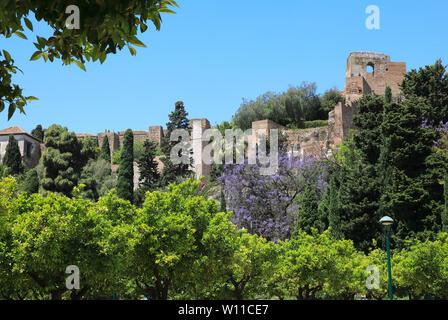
[330,52,407,146]
[344,52,406,104]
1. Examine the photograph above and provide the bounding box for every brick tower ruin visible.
[331,52,406,145]
[344,52,406,104]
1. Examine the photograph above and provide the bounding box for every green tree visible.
[137,140,160,189]
[444,177,448,233]
[100,135,111,163]
[267,230,366,300]
[378,97,443,248]
[324,147,382,252]
[394,234,448,299]
[401,59,448,123]
[293,183,325,235]
[320,88,344,113]
[352,95,385,165]
[41,124,88,196]
[80,158,116,199]
[30,124,44,141]
[0,178,134,299]
[220,190,227,212]
[129,179,229,299]
[199,216,274,300]
[116,129,134,202]
[0,165,10,180]
[160,101,192,186]
[21,169,39,194]
[80,136,98,160]
[385,85,392,104]
[231,83,325,130]
[327,86,448,251]
[0,0,179,118]
[134,140,160,206]
[2,135,23,175]
[161,101,190,154]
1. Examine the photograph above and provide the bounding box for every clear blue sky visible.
[1,0,448,134]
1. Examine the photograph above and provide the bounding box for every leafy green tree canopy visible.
[0,0,179,118]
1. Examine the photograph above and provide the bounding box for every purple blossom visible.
[220,152,328,240]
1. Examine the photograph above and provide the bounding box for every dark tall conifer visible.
[3,135,23,174]
[100,135,111,163]
[116,129,134,202]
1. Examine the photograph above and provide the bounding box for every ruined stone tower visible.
[344,52,406,104]
[330,52,407,145]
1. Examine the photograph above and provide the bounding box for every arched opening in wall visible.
[366,62,374,74]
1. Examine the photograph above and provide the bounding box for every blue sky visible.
[1,0,448,134]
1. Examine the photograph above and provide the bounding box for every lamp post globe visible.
[379,216,394,226]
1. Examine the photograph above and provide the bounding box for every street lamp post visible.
[379,216,394,300]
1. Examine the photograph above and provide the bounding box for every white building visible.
[0,126,42,168]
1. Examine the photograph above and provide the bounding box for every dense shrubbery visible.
[2,61,448,300]
[0,177,447,300]
[231,84,342,130]
[287,120,329,130]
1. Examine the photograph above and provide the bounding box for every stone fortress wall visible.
[0,52,407,186]
[73,52,407,182]
[5,52,403,182]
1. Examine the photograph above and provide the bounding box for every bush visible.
[21,169,39,194]
[287,120,329,130]
[112,149,121,164]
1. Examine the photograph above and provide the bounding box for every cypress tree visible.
[385,85,392,104]
[325,148,382,253]
[116,129,134,202]
[3,135,23,175]
[220,189,227,212]
[294,183,320,235]
[100,135,111,163]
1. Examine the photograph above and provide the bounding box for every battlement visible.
[2,52,407,181]
[345,52,406,98]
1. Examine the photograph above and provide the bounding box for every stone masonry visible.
[1,52,407,182]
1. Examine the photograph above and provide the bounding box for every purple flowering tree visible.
[219,153,328,240]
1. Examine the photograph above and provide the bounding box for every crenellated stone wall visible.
[13,51,405,181]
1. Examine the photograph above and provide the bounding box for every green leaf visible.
[129,37,146,48]
[159,8,176,14]
[2,50,11,62]
[37,36,47,47]
[24,18,33,31]
[14,31,28,40]
[26,96,39,102]
[0,100,4,113]
[30,51,43,61]
[128,46,137,56]
[8,103,16,120]
[73,60,86,72]
[140,24,148,33]
[99,52,107,64]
